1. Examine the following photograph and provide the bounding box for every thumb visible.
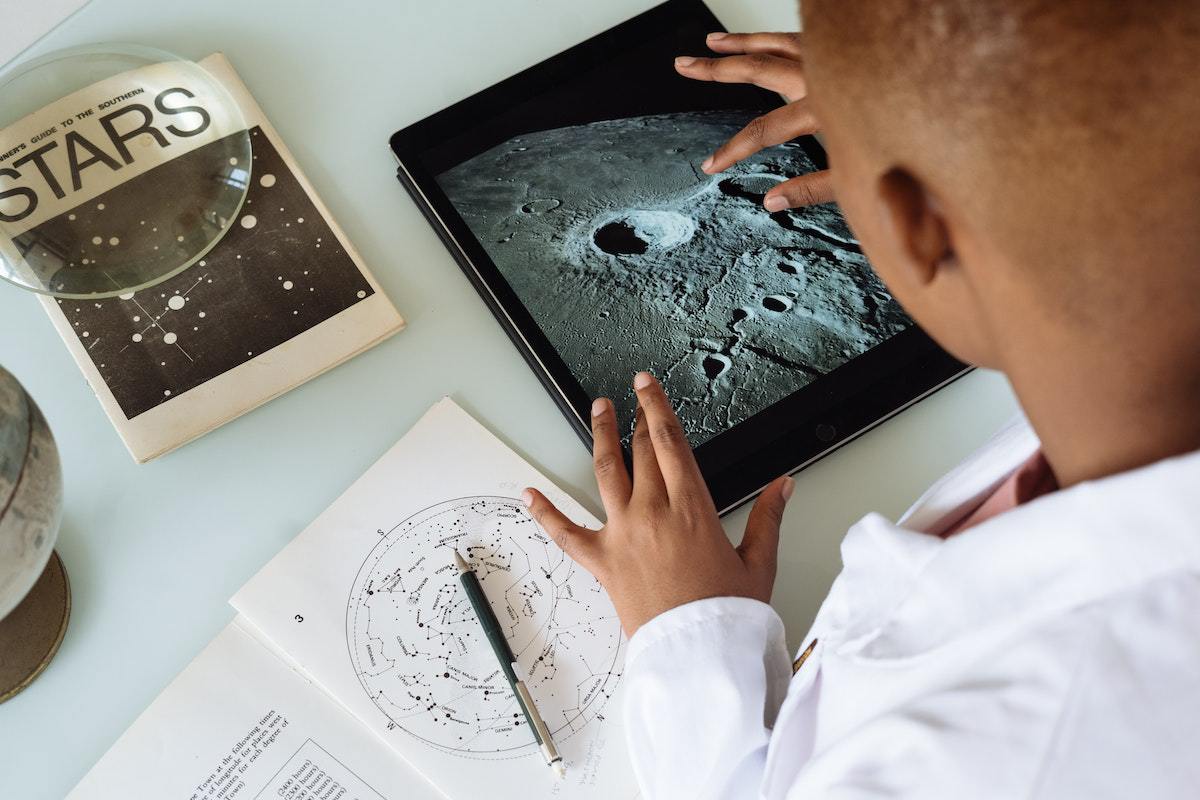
[736,476,794,598]
[522,488,603,575]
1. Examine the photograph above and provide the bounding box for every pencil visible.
[454,549,566,778]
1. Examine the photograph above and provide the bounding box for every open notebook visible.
[68,399,638,800]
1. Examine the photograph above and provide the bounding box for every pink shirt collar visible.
[940,449,1059,537]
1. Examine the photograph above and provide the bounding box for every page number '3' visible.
[294,614,304,623]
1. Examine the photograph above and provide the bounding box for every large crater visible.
[591,209,696,256]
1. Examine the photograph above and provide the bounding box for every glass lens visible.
[0,44,250,298]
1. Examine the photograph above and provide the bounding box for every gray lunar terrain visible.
[439,111,911,446]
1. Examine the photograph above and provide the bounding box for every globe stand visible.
[0,552,70,703]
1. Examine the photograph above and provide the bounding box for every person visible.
[522,1,1200,798]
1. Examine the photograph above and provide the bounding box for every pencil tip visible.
[453,550,469,572]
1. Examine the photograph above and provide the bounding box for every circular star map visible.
[346,496,622,758]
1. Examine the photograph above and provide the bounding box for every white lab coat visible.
[623,418,1200,799]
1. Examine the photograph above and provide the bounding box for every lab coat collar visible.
[898,413,1041,535]
[833,420,1200,660]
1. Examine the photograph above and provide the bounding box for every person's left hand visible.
[523,372,794,637]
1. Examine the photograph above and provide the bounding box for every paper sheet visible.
[67,620,442,800]
[232,398,637,800]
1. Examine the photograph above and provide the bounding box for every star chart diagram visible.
[48,126,374,419]
[346,497,622,759]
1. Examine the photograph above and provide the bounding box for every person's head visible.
[800,0,1200,383]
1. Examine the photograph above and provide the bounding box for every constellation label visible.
[346,496,621,759]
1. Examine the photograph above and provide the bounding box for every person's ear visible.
[875,166,953,286]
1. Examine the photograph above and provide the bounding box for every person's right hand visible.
[675,31,834,211]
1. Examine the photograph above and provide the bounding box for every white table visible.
[0,1,1019,797]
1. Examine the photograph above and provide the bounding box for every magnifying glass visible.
[0,43,252,298]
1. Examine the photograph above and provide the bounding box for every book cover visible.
[15,53,404,461]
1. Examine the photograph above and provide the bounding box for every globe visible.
[0,366,62,619]
[0,365,65,702]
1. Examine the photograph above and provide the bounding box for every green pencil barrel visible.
[456,565,552,755]
[458,571,518,684]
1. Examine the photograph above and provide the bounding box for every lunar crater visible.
[591,209,696,257]
[762,295,793,313]
[701,352,732,380]
[521,198,562,214]
[717,172,785,205]
[438,110,911,446]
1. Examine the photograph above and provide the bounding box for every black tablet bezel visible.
[390,0,968,514]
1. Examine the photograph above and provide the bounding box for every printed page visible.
[67,620,442,800]
[22,53,404,462]
[232,398,637,800]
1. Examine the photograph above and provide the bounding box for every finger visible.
[705,31,805,62]
[674,53,805,98]
[632,372,705,496]
[764,170,836,211]
[522,488,602,572]
[590,397,632,509]
[629,405,667,499]
[736,476,794,599]
[702,100,819,174]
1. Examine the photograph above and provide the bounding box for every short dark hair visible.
[803,0,1200,294]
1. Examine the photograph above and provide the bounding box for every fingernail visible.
[764,195,788,212]
[591,397,609,417]
[675,56,696,68]
[633,371,654,390]
[701,156,715,173]
[781,476,795,502]
[521,489,534,507]
[707,32,727,41]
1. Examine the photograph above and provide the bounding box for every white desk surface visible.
[0,1,1019,797]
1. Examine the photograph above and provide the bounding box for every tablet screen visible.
[392,0,964,512]
[427,12,912,448]
[432,118,907,448]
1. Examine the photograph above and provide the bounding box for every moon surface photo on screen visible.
[438,110,911,446]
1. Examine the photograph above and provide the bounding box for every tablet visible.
[390,0,967,514]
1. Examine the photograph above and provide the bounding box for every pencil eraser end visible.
[552,761,566,779]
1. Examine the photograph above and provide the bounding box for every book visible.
[13,53,404,462]
[68,399,639,800]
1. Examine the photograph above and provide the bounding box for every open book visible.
[68,399,638,800]
[12,53,404,462]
